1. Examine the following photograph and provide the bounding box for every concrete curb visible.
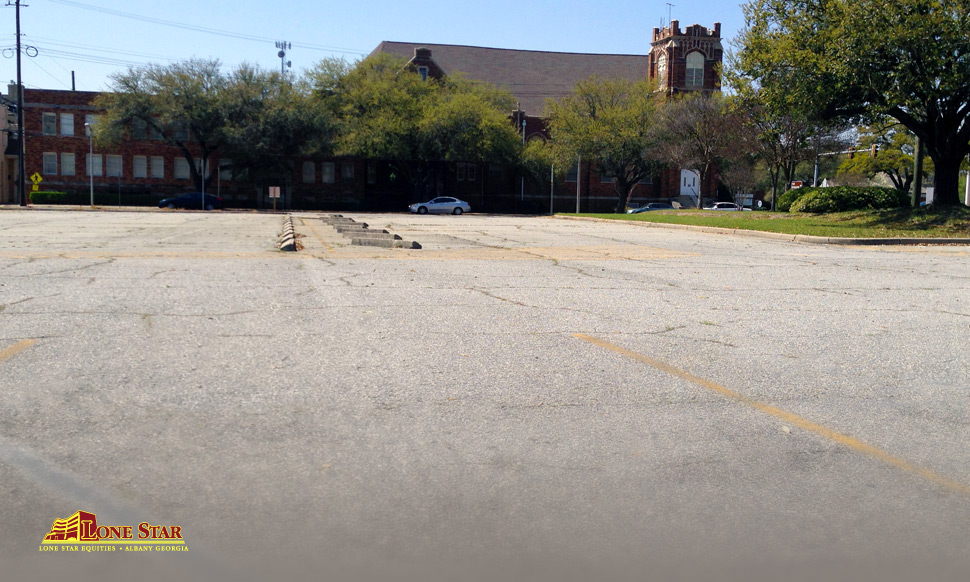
[553,215,970,246]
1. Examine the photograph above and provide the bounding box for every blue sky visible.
[3,0,746,92]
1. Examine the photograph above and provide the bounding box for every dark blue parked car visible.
[158,192,225,210]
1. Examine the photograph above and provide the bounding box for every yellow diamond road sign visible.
[30,172,43,185]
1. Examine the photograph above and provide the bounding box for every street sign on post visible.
[269,186,281,211]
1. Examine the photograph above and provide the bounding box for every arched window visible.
[685,52,704,88]
[656,53,667,88]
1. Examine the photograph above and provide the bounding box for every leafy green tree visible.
[659,92,754,208]
[313,54,432,163]
[417,81,520,166]
[545,77,665,213]
[220,64,334,193]
[735,0,970,206]
[310,54,520,198]
[836,123,931,193]
[97,59,334,198]
[729,91,848,209]
[94,59,229,190]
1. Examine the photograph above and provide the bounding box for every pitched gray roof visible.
[370,41,650,116]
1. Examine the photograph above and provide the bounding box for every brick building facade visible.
[5,86,378,210]
[19,89,204,201]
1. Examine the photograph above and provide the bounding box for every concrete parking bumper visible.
[319,214,421,249]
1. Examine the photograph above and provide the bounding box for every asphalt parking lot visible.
[2,208,970,582]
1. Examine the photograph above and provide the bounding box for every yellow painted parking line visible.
[0,339,37,363]
[573,333,970,497]
[302,218,334,252]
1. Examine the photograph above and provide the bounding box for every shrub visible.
[27,191,67,203]
[29,190,166,207]
[789,186,910,213]
[776,187,811,212]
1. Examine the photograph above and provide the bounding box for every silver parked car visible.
[408,197,471,215]
[704,202,749,211]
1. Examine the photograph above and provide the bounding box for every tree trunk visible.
[614,180,633,213]
[930,153,963,206]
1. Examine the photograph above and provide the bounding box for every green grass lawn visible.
[574,207,970,239]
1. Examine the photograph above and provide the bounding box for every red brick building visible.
[16,88,209,203]
[3,86,372,210]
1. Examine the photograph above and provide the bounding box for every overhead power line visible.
[25,34,178,62]
[46,0,367,55]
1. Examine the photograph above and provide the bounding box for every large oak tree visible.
[94,59,230,190]
[545,77,665,213]
[310,54,521,199]
[735,0,970,206]
[96,59,334,199]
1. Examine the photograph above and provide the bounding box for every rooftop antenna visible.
[275,41,292,76]
[666,3,675,27]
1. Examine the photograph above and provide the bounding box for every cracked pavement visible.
[1,209,970,582]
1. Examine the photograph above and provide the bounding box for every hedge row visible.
[29,191,165,207]
[779,186,910,213]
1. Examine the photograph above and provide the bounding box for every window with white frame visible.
[174,157,190,180]
[150,156,165,179]
[60,113,74,136]
[322,163,335,184]
[106,155,123,178]
[341,163,354,183]
[133,156,147,178]
[87,154,103,177]
[467,163,476,182]
[457,163,466,181]
[686,52,704,88]
[61,153,75,176]
[302,161,315,183]
[43,152,58,175]
[43,113,57,136]
[148,124,163,140]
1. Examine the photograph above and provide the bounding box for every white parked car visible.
[408,197,471,215]
[705,202,749,211]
